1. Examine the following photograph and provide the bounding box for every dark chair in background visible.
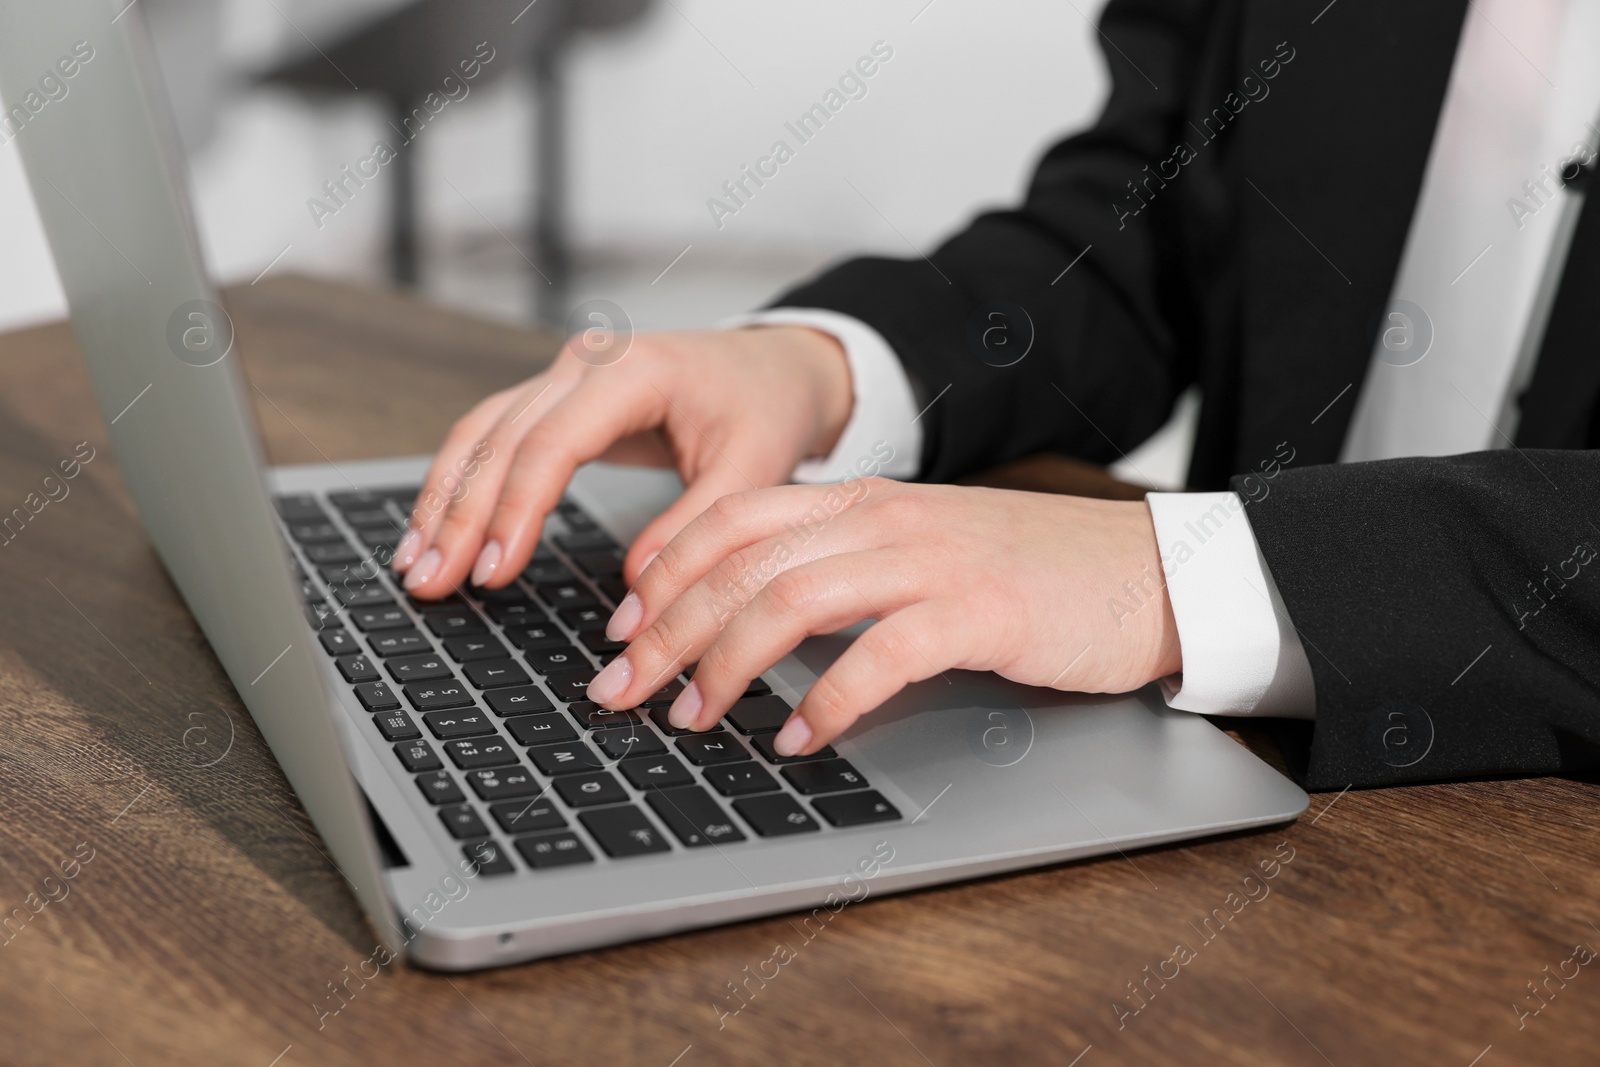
[261,0,652,325]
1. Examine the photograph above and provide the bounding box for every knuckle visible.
[764,569,820,617]
[805,674,853,726]
[704,491,752,532]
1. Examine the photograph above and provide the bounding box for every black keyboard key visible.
[572,549,625,579]
[320,561,381,585]
[545,668,598,703]
[387,653,453,683]
[751,734,836,765]
[812,790,901,827]
[648,706,724,737]
[354,680,401,711]
[336,654,377,683]
[367,629,432,658]
[407,591,463,611]
[289,521,344,544]
[702,764,780,796]
[505,713,579,746]
[318,628,359,656]
[514,831,593,869]
[555,529,617,554]
[486,601,545,626]
[566,701,642,730]
[554,771,629,808]
[677,734,751,766]
[443,737,519,769]
[422,607,486,637]
[356,528,400,550]
[422,708,496,740]
[373,710,421,742]
[274,493,327,522]
[580,805,671,856]
[394,740,441,772]
[558,606,609,632]
[416,770,464,805]
[598,577,629,604]
[464,765,543,801]
[521,560,576,585]
[464,659,532,690]
[305,541,362,565]
[306,601,339,631]
[438,804,490,839]
[472,584,530,605]
[485,685,556,717]
[726,695,794,734]
[594,725,667,760]
[463,839,516,876]
[639,680,685,707]
[647,786,746,847]
[443,634,510,662]
[505,624,569,651]
[402,680,475,711]
[782,758,869,795]
[578,630,627,655]
[618,754,693,790]
[526,741,605,776]
[334,584,394,608]
[343,508,395,529]
[489,796,566,834]
[328,488,394,512]
[350,605,411,631]
[536,582,599,611]
[733,794,821,837]
[523,644,588,675]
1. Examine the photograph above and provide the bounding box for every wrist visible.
[1137,501,1183,683]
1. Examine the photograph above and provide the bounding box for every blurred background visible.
[0,0,1193,482]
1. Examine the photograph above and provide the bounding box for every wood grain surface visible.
[1,275,1597,1067]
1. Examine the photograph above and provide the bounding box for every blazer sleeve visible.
[1235,449,1600,790]
[769,0,1222,482]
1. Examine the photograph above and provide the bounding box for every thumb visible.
[623,461,775,584]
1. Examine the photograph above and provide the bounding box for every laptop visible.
[0,0,1307,970]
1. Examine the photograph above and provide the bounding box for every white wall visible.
[0,0,1110,332]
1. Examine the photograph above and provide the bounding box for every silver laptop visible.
[0,0,1307,970]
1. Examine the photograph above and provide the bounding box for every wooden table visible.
[2,276,1596,1066]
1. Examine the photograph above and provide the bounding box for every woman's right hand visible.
[392,324,856,597]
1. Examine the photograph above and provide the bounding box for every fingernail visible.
[668,680,702,730]
[394,529,422,570]
[470,540,502,587]
[587,655,632,705]
[606,592,643,642]
[403,548,441,591]
[773,714,812,757]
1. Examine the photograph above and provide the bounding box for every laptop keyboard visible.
[273,485,900,878]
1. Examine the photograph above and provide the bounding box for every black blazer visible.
[773,0,1600,790]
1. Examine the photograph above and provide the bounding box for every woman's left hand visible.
[584,479,1182,758]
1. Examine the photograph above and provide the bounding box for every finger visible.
[395,384,522,570]
[675,550,916,731]
[778,601,961,756]
[588,515,893,716]
[622,458,767,586]
[403,367,578,595]
[612,481,876,643]
[465,365,676,593]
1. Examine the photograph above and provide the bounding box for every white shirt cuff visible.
[720,308,923,482]
[1145,491,1317,719]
